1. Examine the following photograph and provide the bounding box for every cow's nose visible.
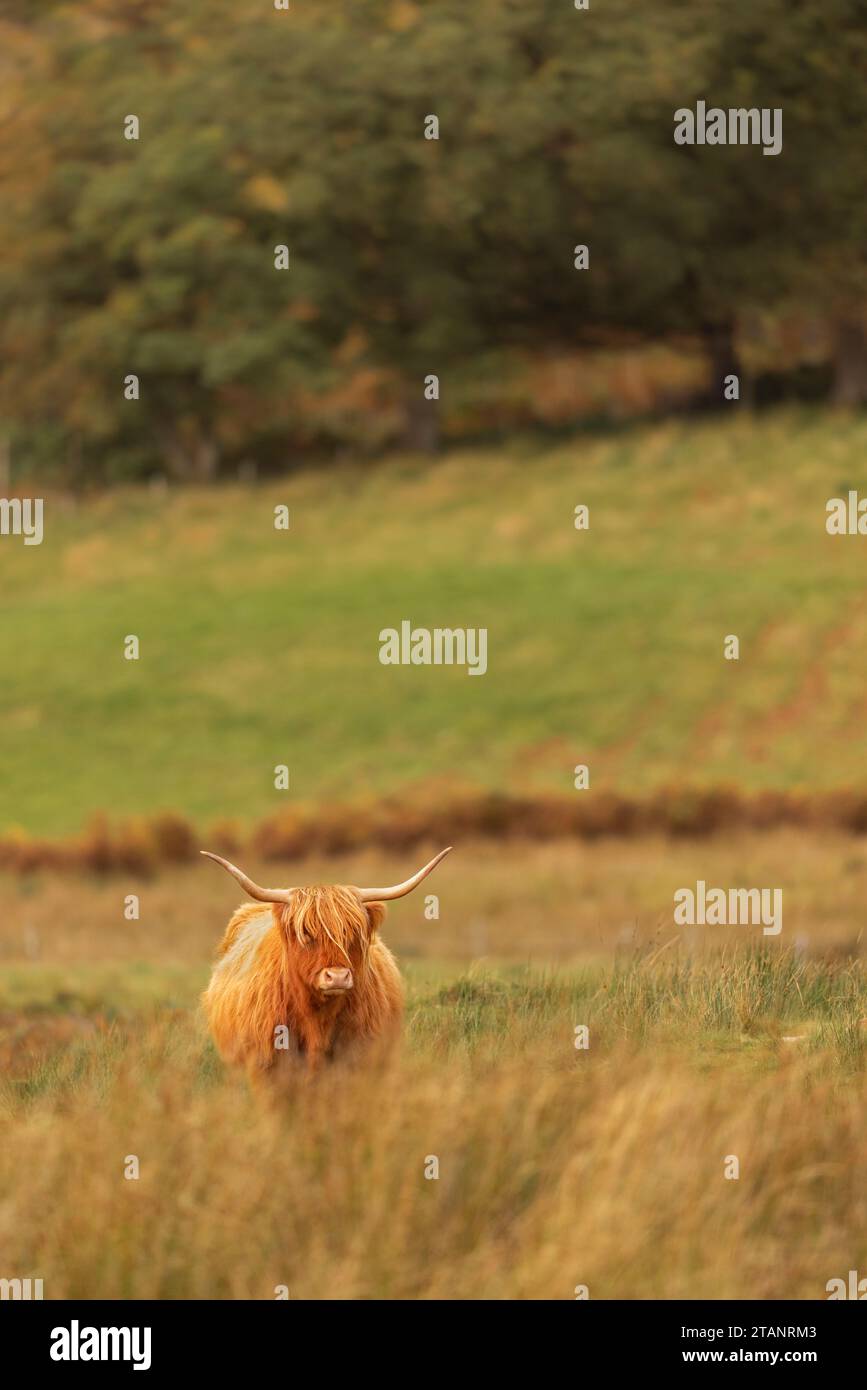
[320,967,353,992]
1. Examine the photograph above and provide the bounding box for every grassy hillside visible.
[4,409,867,835]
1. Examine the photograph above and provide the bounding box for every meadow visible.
[2,411,867,1300]
[4,409,867,836]
[1,834,865,1300]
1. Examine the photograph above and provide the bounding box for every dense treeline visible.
[0,0,864,482]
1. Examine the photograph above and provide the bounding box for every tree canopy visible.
[0,0,862,480]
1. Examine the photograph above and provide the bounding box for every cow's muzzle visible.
[317,967,353,995]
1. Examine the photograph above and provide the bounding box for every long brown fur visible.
[203,885,403,1079]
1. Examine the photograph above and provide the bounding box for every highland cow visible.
[201,847,452,1079]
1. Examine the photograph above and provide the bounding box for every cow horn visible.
[356,847,453,903]
[200,851,295,903]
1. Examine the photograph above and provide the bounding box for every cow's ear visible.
[365,902,387,934]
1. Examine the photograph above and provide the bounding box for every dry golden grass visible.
[2,829,866,971]
[1,993,864,1300]
[0,833,865,1300]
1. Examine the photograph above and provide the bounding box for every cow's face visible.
[284,889,386,1005]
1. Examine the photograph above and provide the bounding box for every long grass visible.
[1,832,864,1299]
[0,949,864,1300]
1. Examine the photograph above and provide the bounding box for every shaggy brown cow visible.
[201,847,451,1078]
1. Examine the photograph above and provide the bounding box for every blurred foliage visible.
[0,0,864,480]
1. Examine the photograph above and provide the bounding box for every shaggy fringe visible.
[281,884,373,964]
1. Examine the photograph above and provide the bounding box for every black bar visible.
[2,1299,861,1374]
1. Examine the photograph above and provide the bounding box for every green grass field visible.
[4,409,867,836]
